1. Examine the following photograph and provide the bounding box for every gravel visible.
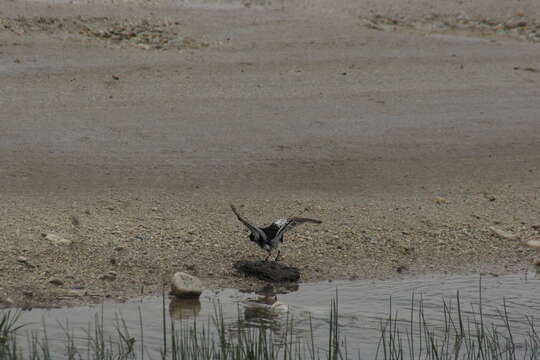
[0,192,538,308]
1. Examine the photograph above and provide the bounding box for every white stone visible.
[171,272,204,298]
[489,227,519,241]
[43,233,72,246]
[525,239,540,249]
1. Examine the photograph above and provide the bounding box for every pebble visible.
[42,233,72,246]
[434,196,448,204]
[100,271,117,281]
[505,19,527,29]
[489,227,519,241]
[0,297,14,307]
[70,215,80,226]
[396,265,407,273]
[49,278,64,286]
[17,256,34,267]
[524,240,540,249]
[67,290,85,297]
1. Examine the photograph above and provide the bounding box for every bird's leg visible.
[274,250,281,262]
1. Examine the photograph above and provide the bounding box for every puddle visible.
[6,272,540,358]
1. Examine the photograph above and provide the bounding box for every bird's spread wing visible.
[274,217,322,239]
[230,204,266,241]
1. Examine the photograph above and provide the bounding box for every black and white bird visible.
[230,204,322,261]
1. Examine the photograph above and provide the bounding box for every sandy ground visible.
[1,0,540,308]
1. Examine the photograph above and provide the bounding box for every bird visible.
[230,204,322,261]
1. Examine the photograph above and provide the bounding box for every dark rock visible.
[49,278,64,286]
[100,271,117,281]
[396,265,407,273]
[17,257,35,268]
[234,261,300,282]
[70,215,80,226]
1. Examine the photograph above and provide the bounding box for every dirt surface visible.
[1,0,540,308]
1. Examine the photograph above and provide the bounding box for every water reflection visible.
[169,297,202,320]
[7,272,540,359]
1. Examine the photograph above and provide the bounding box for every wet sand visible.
[1,0,540,307]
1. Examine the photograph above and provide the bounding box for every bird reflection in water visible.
[239,284,299,334]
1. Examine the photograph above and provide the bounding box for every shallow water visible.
[8,271,540,358]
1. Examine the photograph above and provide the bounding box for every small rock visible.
[489,227,519,241]
[67,290,85,297]
[524,240,540,249]
[100,271,117,281]
[514,66,539,73]
[505,19,527,29]
[234,261,300,282]
[171,272,204,298]
[534,258,540,267]
[0,297,14,308]
[49,278,64,286]
[42,233,72,246]
[434,196,448,204]
[532,224,540,231]
[70,215,80,226]
[22,290,33,297]
[396,265,407,273]
[17,256,34,268]
[484,194,496,202]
